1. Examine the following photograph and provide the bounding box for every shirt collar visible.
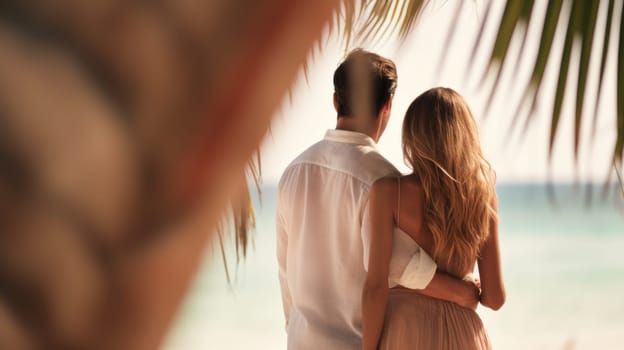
[324,129,377,147]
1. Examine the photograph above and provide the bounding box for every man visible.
[276,49,478,350]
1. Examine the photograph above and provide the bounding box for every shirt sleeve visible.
[361,199,373,271]
[276,197,292,329]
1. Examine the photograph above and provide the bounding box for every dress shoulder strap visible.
[397,176,401,227]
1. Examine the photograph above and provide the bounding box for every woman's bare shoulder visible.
[370,176,399,199]
[373,174,401,187]
[400,174,423,194]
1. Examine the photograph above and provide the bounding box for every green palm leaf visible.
[574,1,599,160]
[335,0,624,192]
[474,0,623,188]
[511,0,564,137]
[483,0,533,118]
[550,0,584,160]
[334,0,429,48]
[618,2,624,163]
[591,0,616,143]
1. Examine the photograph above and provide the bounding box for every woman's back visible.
[374,172,500,350]
[396,174,489,279]
[394,175,442,273]
[377,175,491,350]
[362,87,505,350]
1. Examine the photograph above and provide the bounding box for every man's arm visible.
[395,249,480,310]
[362,180,395,350]
[409,271,480,310]
[276,205,292,327]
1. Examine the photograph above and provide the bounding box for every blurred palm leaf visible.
[333,0,624,191]
[0,0,335,348]
[332,0,429,47]
[217,154,261,283]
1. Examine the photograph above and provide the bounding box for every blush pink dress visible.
[379,178,491,350]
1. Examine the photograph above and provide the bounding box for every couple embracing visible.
[276,49,505,350]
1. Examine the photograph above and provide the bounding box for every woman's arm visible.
[477,194,506,310]
[362,179,395,350]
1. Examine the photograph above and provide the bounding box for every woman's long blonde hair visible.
[402,87,496,277]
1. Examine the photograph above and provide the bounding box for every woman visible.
[362,87,505,350]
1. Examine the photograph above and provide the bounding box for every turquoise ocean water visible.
[165,184,624,350]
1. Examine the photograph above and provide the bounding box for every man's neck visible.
[335,116,378,141]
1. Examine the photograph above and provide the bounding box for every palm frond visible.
[617,1,624,167]
[549,0,583,160]
[574,1,599,159]
[215,155,261,282]
[482,0,531,118]
[590,0,616,144]
[471,0,624,183]
[332,0,429,50]
[467,0,495,81]
[436,0,467,78]
[506,0,564,139]
[334,0,624,187]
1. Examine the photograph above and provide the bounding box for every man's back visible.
[276,129,398,349]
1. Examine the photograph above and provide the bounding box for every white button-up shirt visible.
[276,129,436,350]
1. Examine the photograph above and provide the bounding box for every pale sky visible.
[260,1,618,185]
